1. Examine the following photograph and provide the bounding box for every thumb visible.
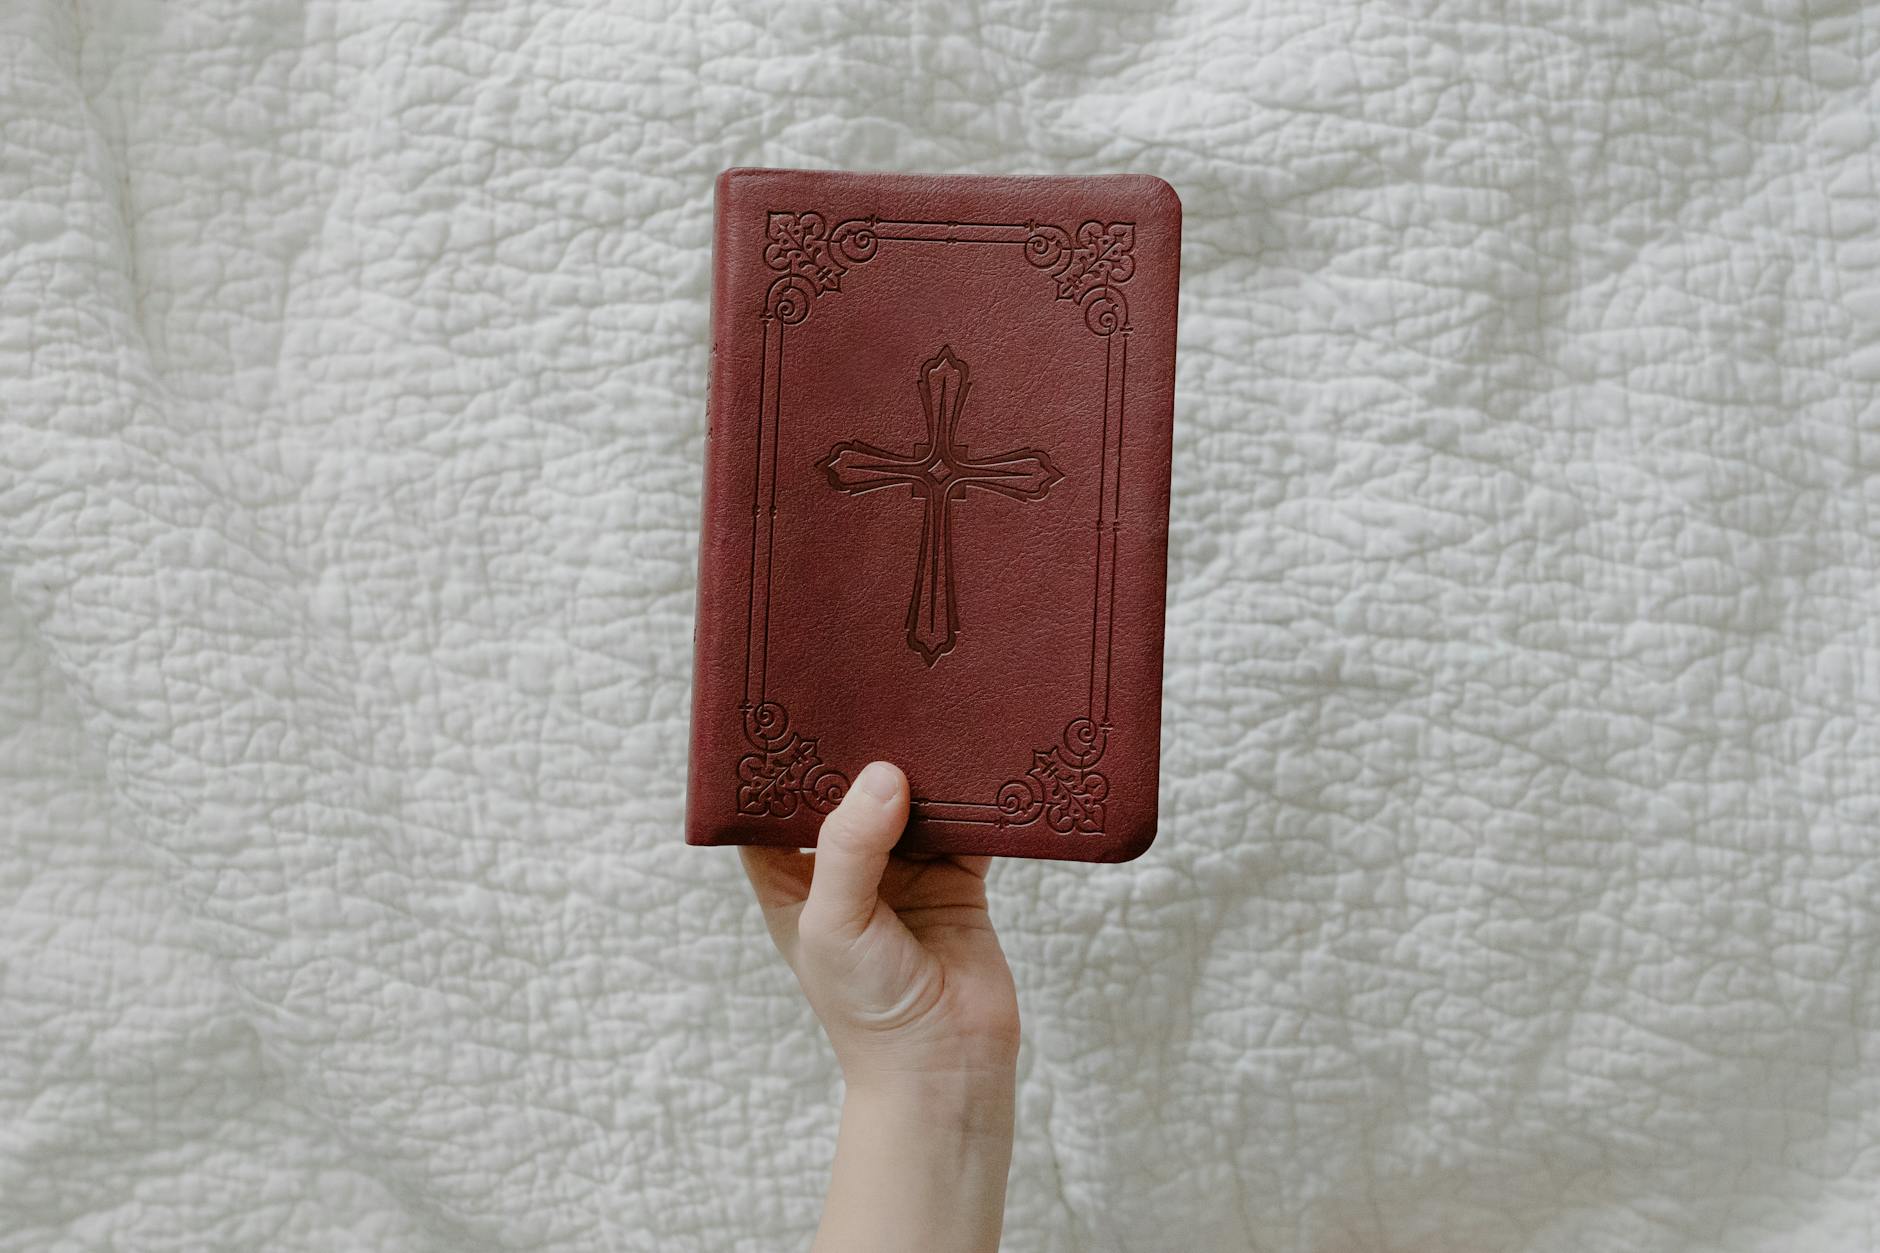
[802,761,909,941]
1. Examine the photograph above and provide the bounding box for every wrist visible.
[842,1064,1016,1142]
[829,1020,1020,1093]
[816,1066,1015,1253]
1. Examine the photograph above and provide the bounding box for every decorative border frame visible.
[735,212,1136,835]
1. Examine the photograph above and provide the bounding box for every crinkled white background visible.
[3,1,1878,1250]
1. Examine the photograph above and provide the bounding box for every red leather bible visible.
[686,168,1181,862]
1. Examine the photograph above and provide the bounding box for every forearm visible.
[812,1068,1017,1253]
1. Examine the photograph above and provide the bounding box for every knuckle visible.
[819,805,876,854]
[818,800,889,850]
[814,808,859,848]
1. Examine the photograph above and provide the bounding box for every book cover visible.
[686,167,1181,862]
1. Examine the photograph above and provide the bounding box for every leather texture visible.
[687,168,1181,861]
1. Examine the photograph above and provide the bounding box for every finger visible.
[740,846,816,959]
[801,760,908,941]
[892,851,992,882]
[890,848,991,880]
[951,854,993,881]
[739,845,815,913]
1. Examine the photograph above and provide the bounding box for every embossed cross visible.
[818,346,1064,666]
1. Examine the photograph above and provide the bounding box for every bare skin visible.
[741,760,1020,1253]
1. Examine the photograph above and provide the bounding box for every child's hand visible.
[740,760,1020,1090]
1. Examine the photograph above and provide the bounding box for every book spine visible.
[683,172,745,844]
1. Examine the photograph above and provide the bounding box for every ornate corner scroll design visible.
[737,701,848,818]
[1023,221,1135,336]
[763,212,880,322]
[994,718,1109,833]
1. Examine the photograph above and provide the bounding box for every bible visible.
[685,167,1181,862]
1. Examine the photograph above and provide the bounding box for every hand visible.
[740,760,1021,1087]
[741,760,1020,1253]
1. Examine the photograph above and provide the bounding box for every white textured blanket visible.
[3,1,1877,1250]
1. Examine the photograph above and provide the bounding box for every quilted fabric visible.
[2,1,1876,1249]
